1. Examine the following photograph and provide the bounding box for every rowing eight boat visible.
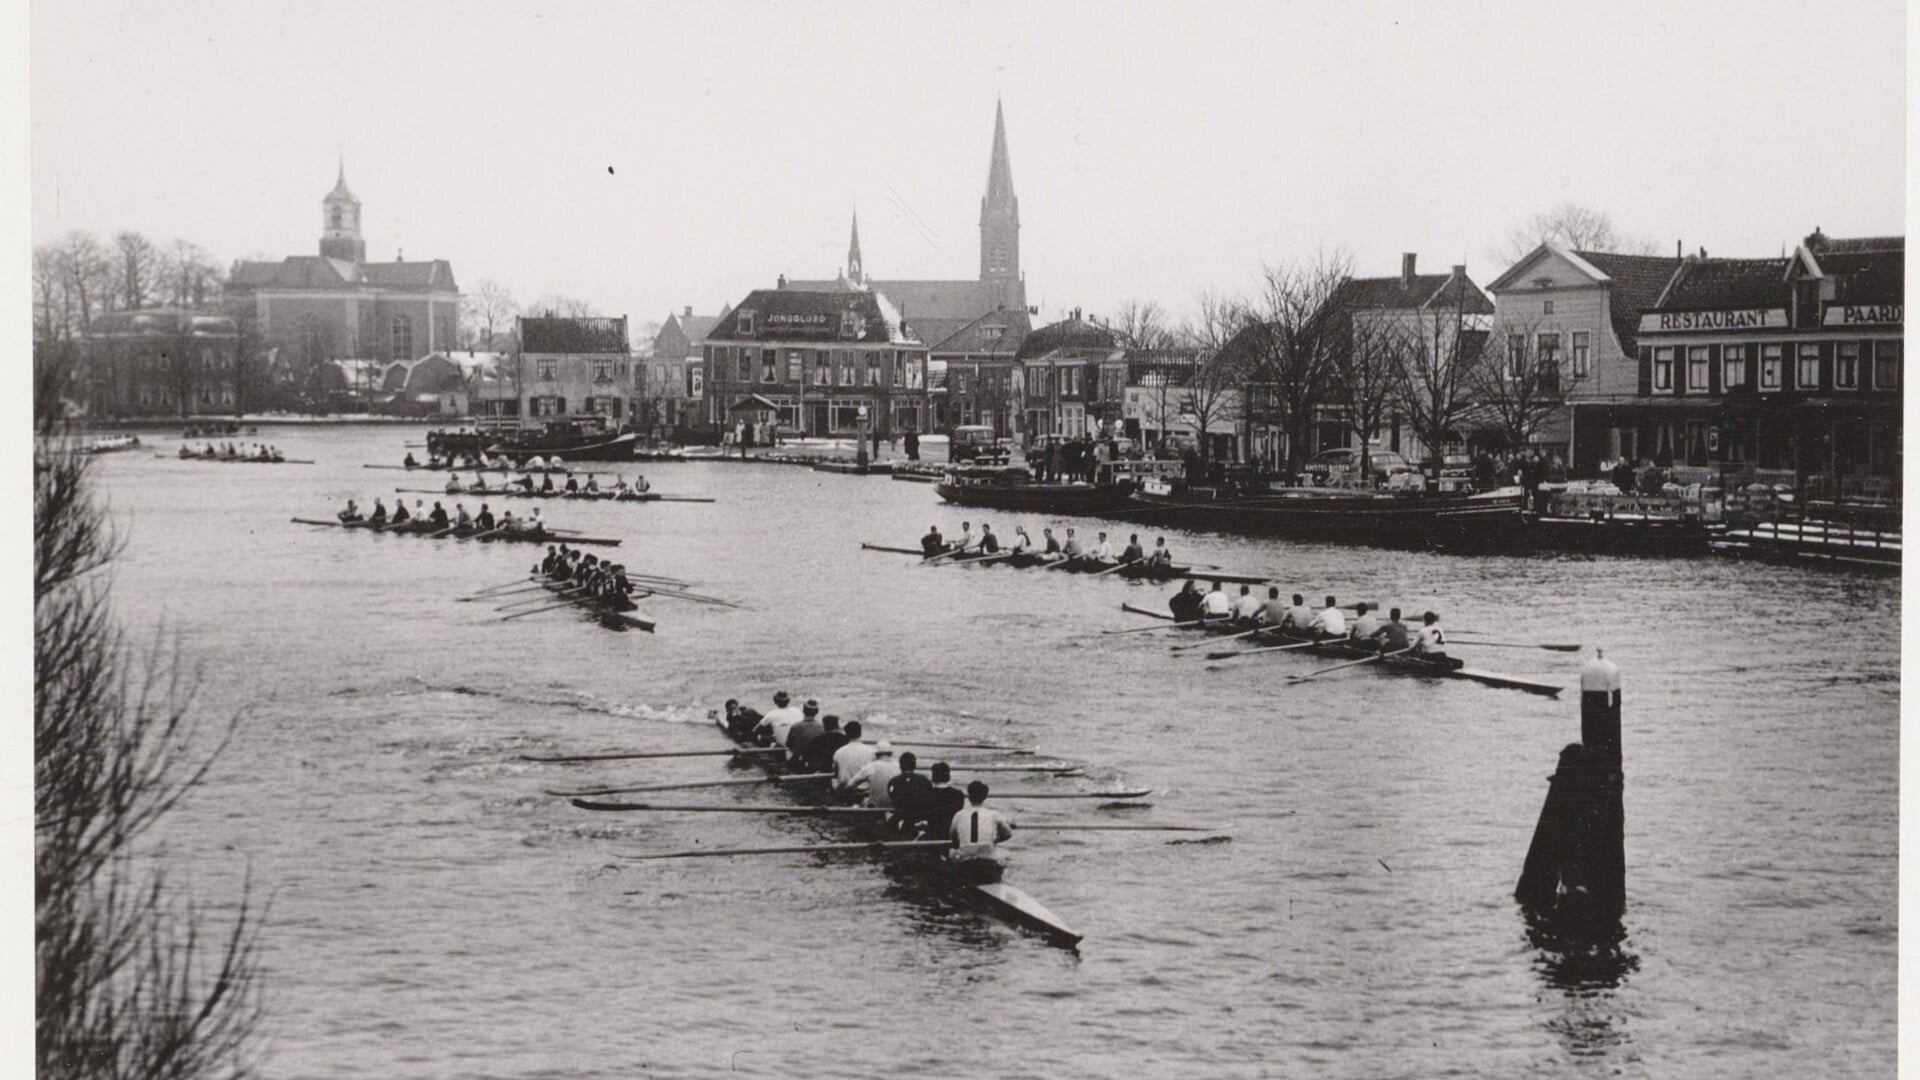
[1118,603,1564,696]
[290,517,622,546]
[860,543,1270,585]
[703,707,1084,947]
[528,578,657,632]
[393,486,713,504]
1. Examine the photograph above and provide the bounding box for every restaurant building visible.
[1572,229,1902,493]
[699,287,929,437]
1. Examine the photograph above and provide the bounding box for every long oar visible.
[520,747,784,763]
[1450,639,1583,652]
[871,740,1035,754]
[547,774,833,797]
[465,582,551,602]
[1101,619,1212,635]
[992,789,1152,800]
[622,839,952,861]
[1204,637,1329,662]
[571,799,884,815]
[1020,823,1223,833]
[1288,647,1411,683]
[1174,626,1262,651]
[861,543,925,556]
[501,599,586,621]
[498,588,583,611]
[942,763,1083,774]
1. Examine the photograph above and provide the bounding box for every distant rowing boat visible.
[290,517,622,546]
[167,452,314,464]
[393,486,712,504]
[702,707,1083,947]
[1118,603,1564,696]
[860,543,1271,585]
[528,578,656,632]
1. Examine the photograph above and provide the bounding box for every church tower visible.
[846,210,866,288]
[320,160,366,263]
[978,100,1020,309]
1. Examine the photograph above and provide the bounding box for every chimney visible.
[1676,240,1683,259]
[1401,253,1416,283]
[778,274,788,290]
[1451,264,1466,278]
[684,305,692,317]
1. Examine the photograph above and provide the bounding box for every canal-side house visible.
[699,287,930,438]
[1485,245,1684,471]
[1584,229,1902,496]
[932,308,1032,436]
[1009,309,1116,441]
[650,305,727,436]
[508,315,634,429]
[78,308,240,418]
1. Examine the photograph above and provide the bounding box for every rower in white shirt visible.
[954,522,977,553]
[1200,581,1233,620]
[948,781,1016,884]
[830,721,876,799]
[1088,532,1116,565]
[1347,602,1381,641]
[848,742,900,808]
[1231,585,1263,624]
[1008,526,1032,553]
[1312,596,1347,636]
[753,690,806,747]
[1412,611,1451,661]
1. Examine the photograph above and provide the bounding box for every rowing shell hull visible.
[879,545,1270,586]
[290,518,621,546]
[535,579,656,632]
[1118,603,1563,696]
[709,710,1082,947]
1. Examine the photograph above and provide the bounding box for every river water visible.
[92,424,1897,1079]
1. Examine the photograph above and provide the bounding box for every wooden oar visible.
[942,763,1082,774]
[547,774,833,797]
[427,525,458,538]
[871,740,1035,754]
[1119,603,1174,621]
[462,583,551,602]
[1288,647,1411,683]
[1174,626,1262,651]
[1020,823,1223,833]
[922,547,971,565]
[1101,619,1212,635]
[1204,637,1329,662]
[622,839,952,861]
[500,600,582,621]
[957,551,1016,566]
[1449,639,1583,652]
[1089,560,1134,577]
[860,543,925,556]
[498,587,584,611]
[519,747,784,763]
[651,496,717,503]
[992,789,1152,800]
[571,799,885,815]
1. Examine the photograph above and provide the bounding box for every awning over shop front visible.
[729,394,780,413]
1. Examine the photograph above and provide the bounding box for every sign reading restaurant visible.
[1822,304,1903,326]
[1638,309,1789,332]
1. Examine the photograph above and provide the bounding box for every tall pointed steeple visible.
[321,158,365,263]
[979,99,1021,308]
[847,210,865,288]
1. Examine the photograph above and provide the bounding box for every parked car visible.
[950,424,1010,464]
[1303,448,1415,486]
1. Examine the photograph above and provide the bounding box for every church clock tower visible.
[320,160,366,263]
[978,100,1020,310]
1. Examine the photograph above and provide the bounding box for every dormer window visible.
[737,310,756,336]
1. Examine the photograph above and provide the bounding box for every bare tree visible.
[159,240,223,308]
[1235,249,1354,476]
[57,231,115,331]
[36,443,263,1077]
[462,279,519,348]
[1498,203,1659,264]
[1183,348,1245,464]
[530,294,598,318]
[114,230,160,311]
[1467,313,1580,453]
[1392,303,1485,474]
[1328,307,1405,482]
[1105,299,1185,349]
[35,245,72,343]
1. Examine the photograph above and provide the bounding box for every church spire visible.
[321,158,365,263]
[847,209,864,287]
[979,99,1021,307]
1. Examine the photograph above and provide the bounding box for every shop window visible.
[1761,344,1782,390]
[1835,343,1858,389]
[1873,341,1900,390]
[1797,344,1821,389]
[1723,345,1748,388]
[1652,347,1674,392]
[1571,332,1589,377]
[1687,346,1709,391]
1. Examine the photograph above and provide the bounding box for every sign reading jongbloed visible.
[1822,305,1903,326]
[757,311,861,338]
[1638,309,1789,332]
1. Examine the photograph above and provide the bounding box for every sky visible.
[26,0,1911,333]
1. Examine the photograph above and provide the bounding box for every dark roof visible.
[784,277,1004,324]
[1818,246,1903,306]
[1574,251,1682,355]
[1654,258,1790,311]
[227,255,456,292]
[363,259,457,291]
[928,307,1032,355]
[520,316,628,354]
[1014,314,1116,360]
[1805,231,1901,255]
[708,289,916,345]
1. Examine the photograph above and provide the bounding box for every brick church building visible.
[225,164,461,375]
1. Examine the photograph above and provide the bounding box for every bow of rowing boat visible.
[971,881,1083,946]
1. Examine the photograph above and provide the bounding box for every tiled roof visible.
[1818,246,1903,306]
[783,277,1004,324]
[1335,269,1493,315]
[1654,258,1790,311]
[1574,250,1682,355]
[708,289,918,345]
[928,308,1032,355]
[362,259,457,291]
[677,315,722,345]
[227,256,455,292]
[1014,314,1116,360]
[520,316,629,354]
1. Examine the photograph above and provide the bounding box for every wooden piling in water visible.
[1516,651,1624,920]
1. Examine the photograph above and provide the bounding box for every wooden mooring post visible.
[1515,651,1624,921]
